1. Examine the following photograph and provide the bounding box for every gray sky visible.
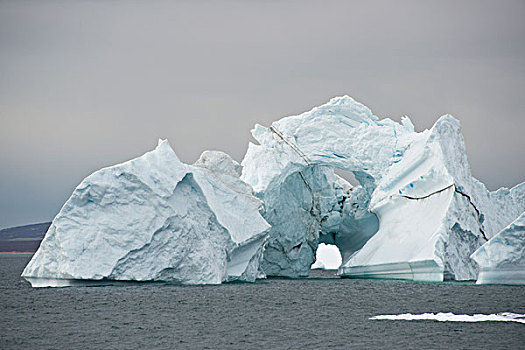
[1,0,524,228]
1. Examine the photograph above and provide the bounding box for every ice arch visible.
[242,96,525,281]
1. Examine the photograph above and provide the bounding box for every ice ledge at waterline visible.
[22,140,270,287]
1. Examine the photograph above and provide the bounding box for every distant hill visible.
[0,222,51,252]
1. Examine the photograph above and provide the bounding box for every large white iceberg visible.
[22,95,524,286]
[22,140,270,287]
[471,212,525,285]
[241,96,525,281]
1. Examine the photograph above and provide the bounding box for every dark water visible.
[1,254,524,349]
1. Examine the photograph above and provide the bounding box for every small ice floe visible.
[370,312,525,324]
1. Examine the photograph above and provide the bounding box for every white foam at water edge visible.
[370,312,525,324]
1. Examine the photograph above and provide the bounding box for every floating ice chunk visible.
[370,312,525,324]
[471,212,525,285]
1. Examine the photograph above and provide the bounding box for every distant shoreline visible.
[0,222,50,254]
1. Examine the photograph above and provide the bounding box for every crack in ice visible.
[399,183,454,201]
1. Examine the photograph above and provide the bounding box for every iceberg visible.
[21,94,524,286]
[241,96,525,281]
[471,212,525,285]
[22,141,270,287]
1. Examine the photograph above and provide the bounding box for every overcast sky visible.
[1,0,524,228]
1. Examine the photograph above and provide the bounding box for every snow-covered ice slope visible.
[242,96,525,281]
[471,212,525,285]
[22,141,269,287]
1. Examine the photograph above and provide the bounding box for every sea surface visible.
[1,254,524,349]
